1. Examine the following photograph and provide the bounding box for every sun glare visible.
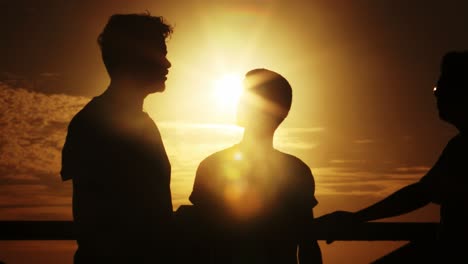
[212,73,244,112]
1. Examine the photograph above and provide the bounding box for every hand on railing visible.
[314,211,362,244]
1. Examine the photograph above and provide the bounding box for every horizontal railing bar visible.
[0,221,74,240]
[0,221,438,241]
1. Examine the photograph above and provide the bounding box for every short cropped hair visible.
[98,13,173,77]
[243,68,293,122]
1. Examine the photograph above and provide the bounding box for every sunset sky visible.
[1,0,468,263]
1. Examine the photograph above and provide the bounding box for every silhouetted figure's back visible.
[191,145,318,263]
[190,69,322,264]
[61,13,173,263]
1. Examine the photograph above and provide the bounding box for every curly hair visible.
[98,12,173,77]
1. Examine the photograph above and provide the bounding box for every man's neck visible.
[104,79,147,112]
[241,128,275,152]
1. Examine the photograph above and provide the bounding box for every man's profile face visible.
[435,76,454,123]
[135,41,171,94]
[434,74,467,125]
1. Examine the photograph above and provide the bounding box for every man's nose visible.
[164,58,171,69]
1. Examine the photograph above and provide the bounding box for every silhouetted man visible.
[317,51,468,262]
[189,69,322,263]
[61,13,173,263]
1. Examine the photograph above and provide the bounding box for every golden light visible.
[212,73,244,112]
[233,151,243,161]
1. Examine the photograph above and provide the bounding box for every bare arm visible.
[352,139,448,221]
[314,182,433,245]
[354,182,432,221]
[314,182,433,226]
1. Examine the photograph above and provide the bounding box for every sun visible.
[212,73,244,112]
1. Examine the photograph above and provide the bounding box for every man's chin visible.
[155,85,166,93]
[147,82,166,93]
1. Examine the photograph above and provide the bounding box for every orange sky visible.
[1,0,468,263]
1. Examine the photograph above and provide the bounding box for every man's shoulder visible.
[198,145,238,167]
[201,145,238,161]
[68,97,105,128]
[275,150,311,173]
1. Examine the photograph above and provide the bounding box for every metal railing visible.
[0,220,439,241]
[0,206,439,263]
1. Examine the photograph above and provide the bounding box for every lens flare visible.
[212,73,244,112]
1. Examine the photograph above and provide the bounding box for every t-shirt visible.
[419,133,468,241]
[190,144,318,264]
[61,94,172,258]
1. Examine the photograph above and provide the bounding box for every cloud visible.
[39,72,60,79]
[312,163,431,199]
[329,159,368,164]
[278,127,325,133]
[353,139,374,144]
[393,166,430,174]
[274,126,324,151]
[0,83,89,219]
